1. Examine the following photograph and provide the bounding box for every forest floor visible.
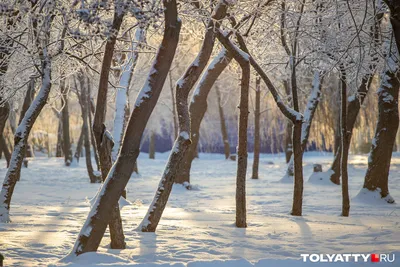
[0,152,399,266]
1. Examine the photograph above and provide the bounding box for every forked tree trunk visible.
[0,55,51,223]
[88,7,126,250]
[251,76,261,179]
[71,0,181,254]
[340,67,350,216]
[215,30,251,228]
[112,27,146,161]
[329,10,382,185]
[176,48,232,186]
[140,0,228,232]
[60,79,72,166]
[362,48,399,203]
[216,86,230,159]
[149,131,156,159]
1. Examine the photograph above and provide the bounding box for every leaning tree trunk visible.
[0,55,51,223]
[70,0,181,254]
[89,7,126,250]
[362,49,399,203]
[177,48,232,186]
[251,76,261,179]
[340,67,350,216]
[216,86,231,159]
[140,0,228,232]
[60,79,72,166]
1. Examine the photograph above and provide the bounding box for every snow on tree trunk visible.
[140,1,228,231]
[89,8,126,249]
[177,48,232,186]
[361,43,399,204]
[112,28,146,162]
[216,86,231,159]
[61,79,72,166]
[283,71,322,191]
[69,0,181,254]
[251,76,261,179]
[0,55,51,223]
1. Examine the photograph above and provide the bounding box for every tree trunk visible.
[71,0,181,254]
[340,67,350,216]
[56,117,63,157]
[149,131,156,159]
[235,60,250,228]
[87,82,100,171]
[112,27,146,161]
[0,56,51,223]
[140,1,228,232]
[362,49,399,203]
[283,80,292,163]
[60,79,72,166]
[169,71,178,139]
[216,86,230,159]
[251,76,261,179]
[0,137,11,168]
[176,48,232,186]
[19,79,36,159]
[74,127,84,163]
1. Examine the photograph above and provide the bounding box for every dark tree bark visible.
[176,48,232,186]
[283,80,293,163]
[19,79,36,160]
[384,1,400,53]
[362,52,399,203]
[74,127,84,162]
[71,0,181,254]
[215,30,251,228]
[215,86,230,159]
[87,80,100,171]
[340,67,350,216]
[0,137,11,167]
[0,55,51,223]
[77,75,101,184]
[60,79,72,166]
[88,6,126,249]
[56,117,63,157]
[149,131,156,159]
[251,76,261,179]
[169,71,178,139]
[140,0,228,232]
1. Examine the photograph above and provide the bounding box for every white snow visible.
[0,152,399,266]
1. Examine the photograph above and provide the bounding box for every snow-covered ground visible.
[0,152,399,266]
